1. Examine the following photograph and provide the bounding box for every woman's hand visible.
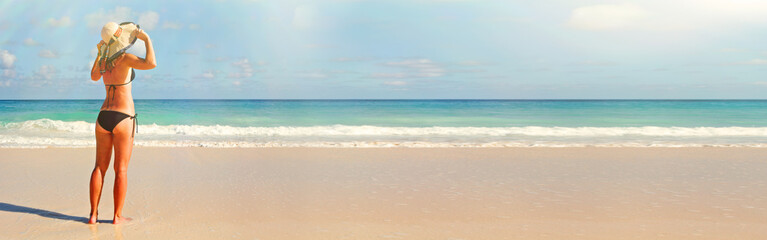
[96,40,105,57]
[136,29,149,41]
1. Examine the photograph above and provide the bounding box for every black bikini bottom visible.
[97,110,137,137]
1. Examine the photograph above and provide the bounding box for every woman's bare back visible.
[100,56,135,116]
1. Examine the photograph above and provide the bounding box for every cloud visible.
[734,59,767,65]
[189,24,200,30]
[371,73,407,79]
[382,58,446,78]
[334,57,373,62]
[38,49,58,58]
[229,58,254,78]
[3,69,16,80]
[721,48,746,53]
[23,38,40,46]
[47,16,72,28]
[458,60,484,66]
[85,7,159,31]
[573,60,617,66]
[0,79,10,87]
[295,72,328,79]
[568,1,767,32]
[293,5,317,29]
[33,65,57,80]
[0,50,16,69]
[138,11,159,30]
[691,0,767,25]
[85,6,133,30]
[198,71,216,79]
[383,81,408,86]
[567,4,646,31]
[162,21,182,30]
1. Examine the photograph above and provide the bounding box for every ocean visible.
[2,99,767,147]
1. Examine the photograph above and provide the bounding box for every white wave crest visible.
[5,119,767,148]
[5,119,767,137]
[2,119,93,133]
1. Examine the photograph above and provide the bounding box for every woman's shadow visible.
[0,202,110,224]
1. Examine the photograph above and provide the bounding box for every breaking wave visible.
[3,119,767,148]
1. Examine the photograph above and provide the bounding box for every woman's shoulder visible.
[122,53,139,61]
[118,53,140,67]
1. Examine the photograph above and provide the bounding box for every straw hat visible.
[98,22,140,72]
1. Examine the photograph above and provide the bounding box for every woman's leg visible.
[89,122,113,224]
[112,118,135,224]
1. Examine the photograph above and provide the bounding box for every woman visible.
[88,22,156,224]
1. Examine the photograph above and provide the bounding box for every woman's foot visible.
[112,216,132,224]
[88,211,98,224]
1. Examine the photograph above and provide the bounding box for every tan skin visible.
[88,29,155,225]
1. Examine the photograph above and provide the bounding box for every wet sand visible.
[1,147,766,239]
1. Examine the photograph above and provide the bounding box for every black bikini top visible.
[104,68,135,109]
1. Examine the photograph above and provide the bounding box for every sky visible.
[1,0,767,99]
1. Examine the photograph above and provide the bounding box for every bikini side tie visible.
[130,114,137,138]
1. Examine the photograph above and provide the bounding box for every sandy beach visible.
[1,147,766,239]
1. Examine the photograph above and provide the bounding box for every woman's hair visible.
[100,52,125,72]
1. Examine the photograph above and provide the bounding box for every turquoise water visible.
[2,100,767,127]
[2,100,767,147]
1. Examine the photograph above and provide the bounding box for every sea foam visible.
[3,119,767,148]
[5,119,767,136]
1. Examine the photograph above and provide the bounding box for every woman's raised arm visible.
[90,41,105,81]
[126,29,156,70]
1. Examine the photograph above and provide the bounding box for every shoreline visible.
[8,144,767,148]
[1,147,766,239]
[9,140,767,148]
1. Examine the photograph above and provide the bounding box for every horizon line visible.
[4,98,767,101]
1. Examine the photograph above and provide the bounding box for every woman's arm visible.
[126,29,156,70]
[90,41,105,81]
